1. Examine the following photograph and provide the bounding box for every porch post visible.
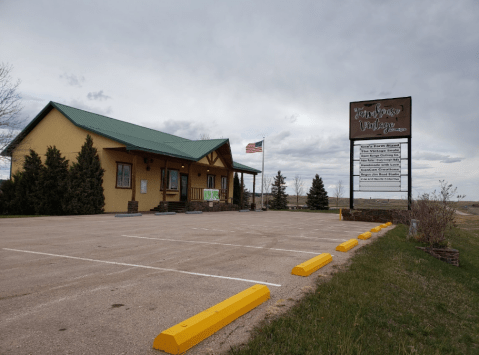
[187,163,192,202]
[240,172,244,208]
[128,154,139,214]
[131,155,137,202]
[252,174,256,209]
[163,159,168,202]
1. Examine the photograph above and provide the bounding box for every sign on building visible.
[203,189,219,201]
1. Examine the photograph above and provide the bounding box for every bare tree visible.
[199,133,210,140]
[293,175,304,208]
[333,180,344,207]
[0,63,24,162]
[262,175,273,208]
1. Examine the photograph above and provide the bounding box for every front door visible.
[180,174,188,202]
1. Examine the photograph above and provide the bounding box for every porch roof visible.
[233,162,262,174]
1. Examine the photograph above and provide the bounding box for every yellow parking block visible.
[358,232,372,240]
[386,222,392,226]
[291,253,333,277]
[370,226,382,233]
[380,223,388,228]
[153,284,270,354]
[335,239,359,252]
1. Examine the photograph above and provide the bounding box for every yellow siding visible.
[10,108,245,212]
[11,108,124,174]
[197,151,224,168]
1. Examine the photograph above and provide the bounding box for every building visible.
[1,102,260,213]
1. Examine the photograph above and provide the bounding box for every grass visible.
[229,224,479,355]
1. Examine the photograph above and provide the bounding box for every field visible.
[228,209,479,355]
[285,196,479,212]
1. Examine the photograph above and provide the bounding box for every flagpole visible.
[261,137,265,209]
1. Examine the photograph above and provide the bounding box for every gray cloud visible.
[60,73,85,87]
[68,99,112,116]
[87,90,111,101]
[414,151,463,164]
[152,120,222,141]
[1,0,478,199]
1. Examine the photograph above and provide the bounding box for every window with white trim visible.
[207,174,215,188]
[117,163,131,188]
[161,169,179,190]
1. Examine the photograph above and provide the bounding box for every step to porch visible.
[150,201,186,213]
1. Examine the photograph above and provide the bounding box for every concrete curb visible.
[239,209,250,212]
[358,232,372,240]
[114,213,142,218]
[254,209,263,212]
[153,284,270,354]
[155,212,177,216]
[336,239,358,252]
[291,253,333,277]
[185,211,203,214]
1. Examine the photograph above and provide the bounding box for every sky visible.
[1,0,478,201]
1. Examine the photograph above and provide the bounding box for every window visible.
[117,163,131,188]
[207,174,215,188]
[221,176,228,190]
[161,169,179,190]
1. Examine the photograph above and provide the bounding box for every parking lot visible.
[0,211,391,354]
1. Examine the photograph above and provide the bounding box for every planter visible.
[415,246,459,266]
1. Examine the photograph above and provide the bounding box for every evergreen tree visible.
[306,174,329,210]
[0,172,22,214]
[17,150,43,214]
[233,172,241,205]
[241,187,251,209]
[270,170,288,210]
[67,135,105,214]
[39,146,69,215]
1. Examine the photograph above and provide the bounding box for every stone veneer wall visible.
[157,201,168,212]
[341,208,404,224]
[186,201,240,212]
[127,201,139,213]
[415,247,459,266]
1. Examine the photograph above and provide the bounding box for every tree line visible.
[261,170,330,210]
[0,135,105,215]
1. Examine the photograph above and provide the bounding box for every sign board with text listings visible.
[349,97,412,210]
[203,189,219,201]
[359,143,401,191]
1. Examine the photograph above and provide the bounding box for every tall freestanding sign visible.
[349,97,412,209]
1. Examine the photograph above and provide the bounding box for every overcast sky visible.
[1,0,478,201]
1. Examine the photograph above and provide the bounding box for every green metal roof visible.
[233,161,262,174]
[2,101,260,174]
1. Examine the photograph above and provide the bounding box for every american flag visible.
[246,141,263,153]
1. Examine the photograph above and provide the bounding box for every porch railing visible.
[219,189,227,201]
[190,187,203,201]
[189,187,228,201]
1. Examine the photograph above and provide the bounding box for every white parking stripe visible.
[121,235,327,255]
[2,248,281,287]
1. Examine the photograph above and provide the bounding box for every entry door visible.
[180,174,188,202]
